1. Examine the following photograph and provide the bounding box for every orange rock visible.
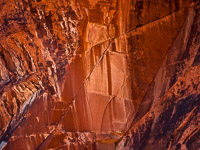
[0,0,199,150]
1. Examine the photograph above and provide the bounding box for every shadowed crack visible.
[100,73,128,131]
[88,4,194,53]
[36,41,113,149]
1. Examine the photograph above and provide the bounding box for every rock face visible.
[0,0,199,150]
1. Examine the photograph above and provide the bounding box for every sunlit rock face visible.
[0,0,199,149]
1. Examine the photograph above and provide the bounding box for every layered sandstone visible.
[0,0,199,150]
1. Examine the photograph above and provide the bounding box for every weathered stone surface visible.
[0,0,199,150]
[117,3,200,150]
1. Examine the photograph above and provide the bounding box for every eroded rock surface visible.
[0,0,199,150]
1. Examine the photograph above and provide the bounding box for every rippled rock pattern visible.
[0,0,199,150]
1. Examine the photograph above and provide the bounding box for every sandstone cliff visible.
[0,0,199,149]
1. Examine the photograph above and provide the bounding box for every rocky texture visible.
[117,2,200,150]
[0,0,80,148]
[0,0,199,150]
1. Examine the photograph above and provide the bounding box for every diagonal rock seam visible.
[10,3,195,148]
[114,5,197,148]
[85,3,194,54]
[36,4,192,144]
[35,41,113,149]
[115,2,200,149]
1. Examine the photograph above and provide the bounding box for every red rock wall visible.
[0,0,199,150]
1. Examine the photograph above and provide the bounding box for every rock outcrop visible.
[0,0,199,149]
